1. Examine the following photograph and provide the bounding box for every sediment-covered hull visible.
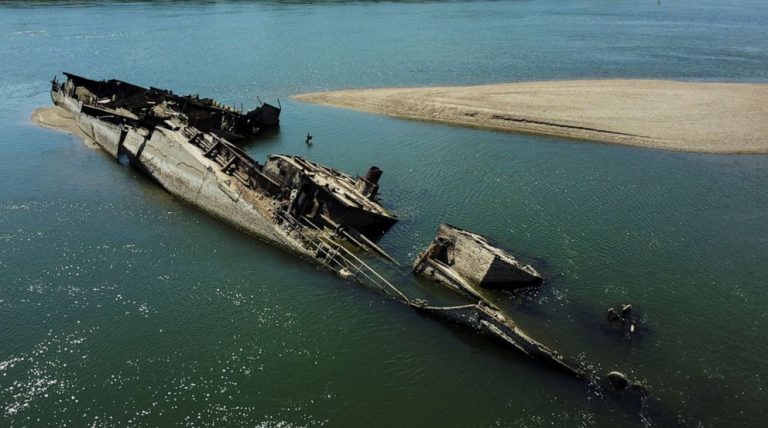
[129,129,307,253]
[52,87,309,255]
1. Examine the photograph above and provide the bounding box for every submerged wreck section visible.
[52,72,280,141]
[413,224,542,301]
[414,302,584,376]
[408,224,580,375]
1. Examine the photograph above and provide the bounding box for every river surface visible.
[1,1,767,426]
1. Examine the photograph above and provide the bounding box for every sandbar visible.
[295,80,768,154]
[31,105,98,148]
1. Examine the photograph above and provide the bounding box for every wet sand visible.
[31,105,98,148]
[295,80,768,154]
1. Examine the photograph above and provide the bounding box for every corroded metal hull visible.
[52,87,309,255]
[53,72,280,141]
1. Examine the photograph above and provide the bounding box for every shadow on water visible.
[242,126,281,144]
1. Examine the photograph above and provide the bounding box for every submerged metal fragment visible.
[413,301,585,376]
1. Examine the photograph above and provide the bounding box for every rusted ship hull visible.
[52,72,280,141]
[52,89,309,256]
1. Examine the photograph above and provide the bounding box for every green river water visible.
[1,1,767,426]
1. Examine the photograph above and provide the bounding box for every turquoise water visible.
[2,1,768,426]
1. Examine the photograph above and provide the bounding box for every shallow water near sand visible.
[1,1,768,426]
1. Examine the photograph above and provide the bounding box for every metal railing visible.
[272,208,411,304]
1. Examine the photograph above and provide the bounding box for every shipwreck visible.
[41,72,644,388]
[414,224,543,302]
[52,72,280,141]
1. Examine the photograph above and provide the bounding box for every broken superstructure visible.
[262,157,396,239]
[52,72,280,141]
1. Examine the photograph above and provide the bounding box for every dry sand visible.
[31,105,98,148]
[295,80,768,154]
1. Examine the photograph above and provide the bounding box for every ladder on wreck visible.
[272,208,411,304]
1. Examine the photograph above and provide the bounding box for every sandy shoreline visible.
[295,80,768,154]
[31,105,99,148]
